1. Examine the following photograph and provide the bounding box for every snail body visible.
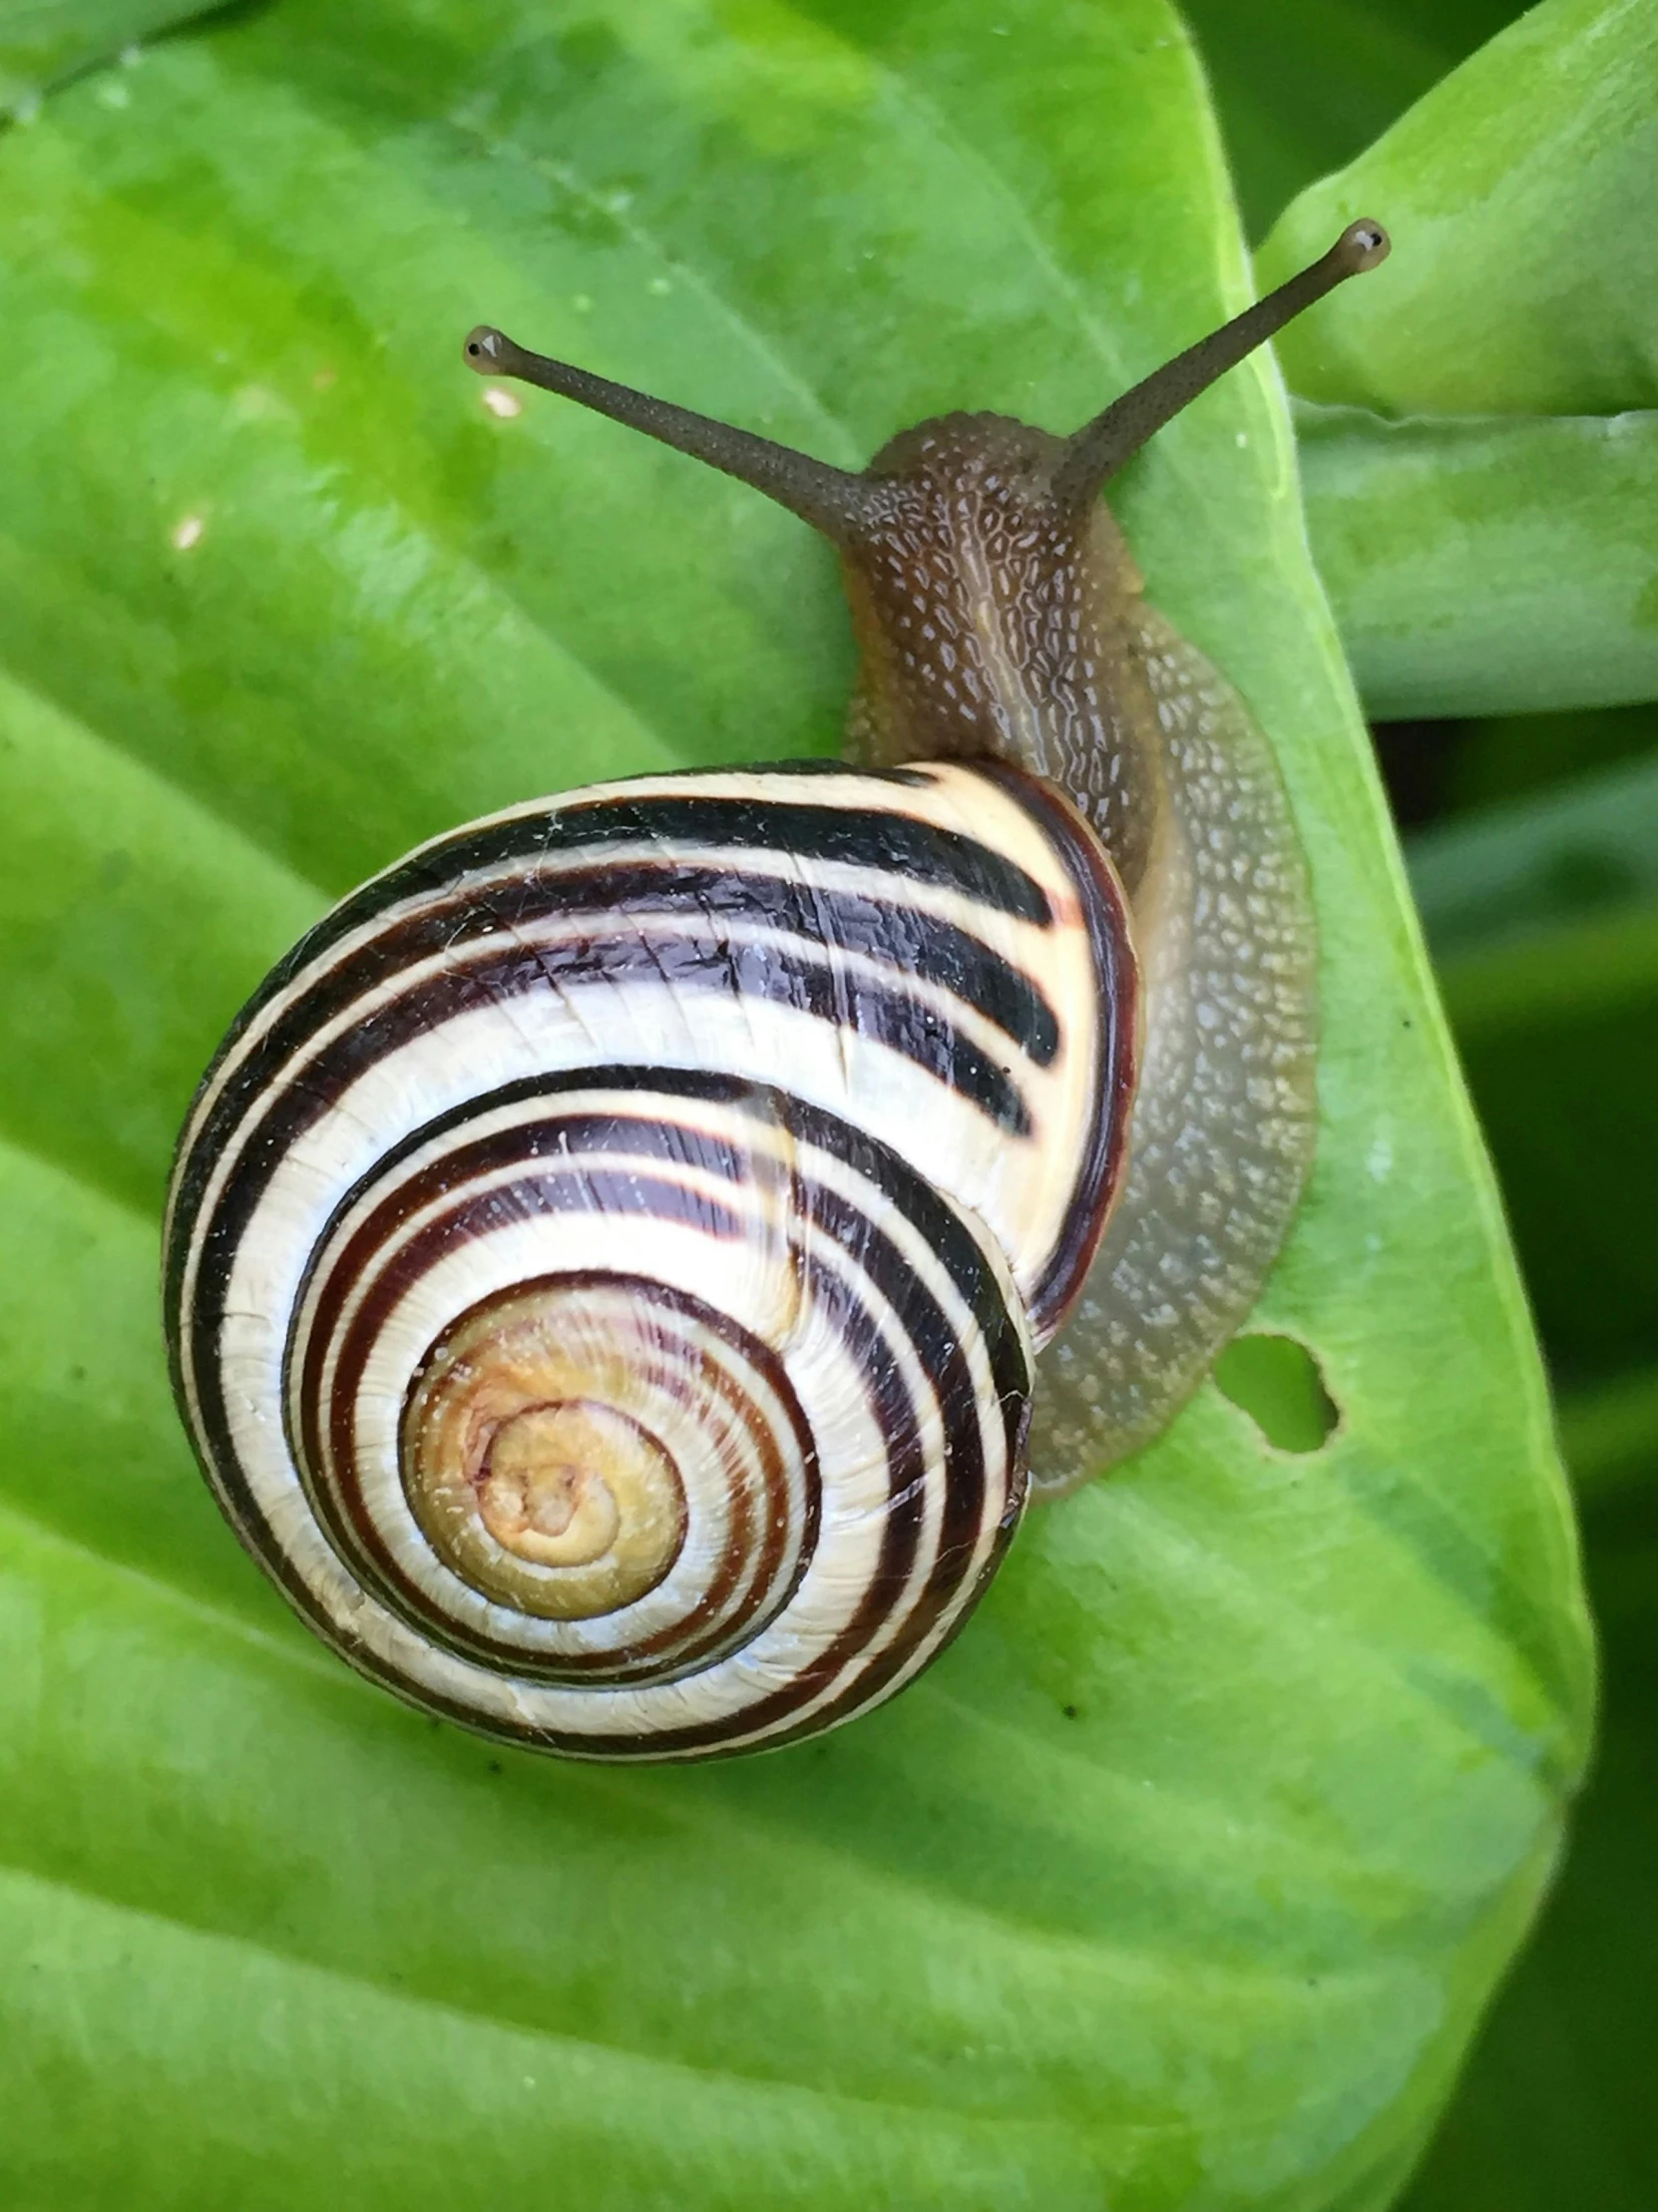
[165,221,1389,1758]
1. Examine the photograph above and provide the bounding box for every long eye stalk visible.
[463,218,1390,525]
[462,325,873,538]
[1052,220,1389,511]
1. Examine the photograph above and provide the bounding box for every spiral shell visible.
[165,761,1135,1757]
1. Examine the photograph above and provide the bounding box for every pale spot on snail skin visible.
[171,514,206,552]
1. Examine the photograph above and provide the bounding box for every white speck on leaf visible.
[481,386,523,419]
[172,515,206,552]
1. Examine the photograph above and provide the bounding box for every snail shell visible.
[165,221,1388,1758]
[165,762,1134,1756]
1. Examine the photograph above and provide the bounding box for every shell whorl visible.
[165,762,1135,1758]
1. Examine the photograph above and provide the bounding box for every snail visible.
[164,220,1389,1761]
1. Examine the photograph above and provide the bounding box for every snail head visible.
[463,221,1389,803]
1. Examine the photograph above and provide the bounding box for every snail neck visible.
[842,413,1161,890]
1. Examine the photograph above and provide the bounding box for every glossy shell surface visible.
[165,761,1134,1756]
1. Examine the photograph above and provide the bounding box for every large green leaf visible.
[1299,405,1658,719]
[0,3,1590,2205]
[1261,0,1658,721]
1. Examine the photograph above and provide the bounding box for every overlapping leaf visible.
[1180,0,1526,240]
[1260,0,1658,718]
[1299,406,1658,718]
[1259,0,1658,413]
[1403,754,1658,1381]
[0,2,1591,2205]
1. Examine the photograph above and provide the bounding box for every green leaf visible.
[1298,403,1658,720]
[1558,1369,1658,1508]
[0,3,1590,2206]
[1179,0,1526,242]
[0,0,220,115]
[1402,1481,1658,2212]
[1438,881,1658,1372]
[1257,0,1658,415]
[1407,747,1658,962]
[1406,755,1658,1389]
[1441,702,1658,813]
[1392,743,1658,2212]
[1259,0,1658,722]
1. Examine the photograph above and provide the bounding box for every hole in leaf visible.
[1214,1334,1339,1454]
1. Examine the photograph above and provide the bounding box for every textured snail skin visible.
[165,762,1134,1757]
[836,427,1315,1493]
[1028,595,1315,1488]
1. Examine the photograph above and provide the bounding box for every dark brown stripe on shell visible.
[168,923,1033,1365]
[173,779,1055,1157]
[229,860,1060,1069]
[965,760,1139,1340]
[163,772,1063,1333]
